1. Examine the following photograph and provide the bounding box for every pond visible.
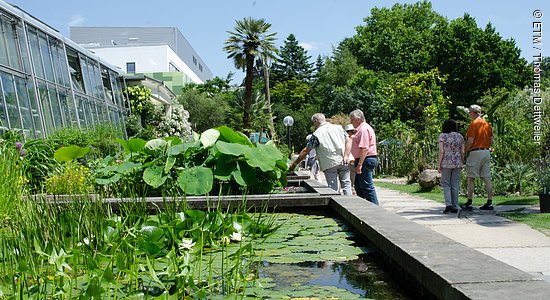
[224,212,413,299]
[0,198,415,299]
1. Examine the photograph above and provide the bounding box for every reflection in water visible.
[258,252,412,299]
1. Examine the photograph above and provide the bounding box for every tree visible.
[271,34,314,84]
[178,89,230,133]
[343,1,446,73]
[223,17,277,132]
[432,15,529,110]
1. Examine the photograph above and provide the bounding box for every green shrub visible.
[45,161,92,195]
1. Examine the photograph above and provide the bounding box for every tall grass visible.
[0,140,24,226]
[0,187,274,298]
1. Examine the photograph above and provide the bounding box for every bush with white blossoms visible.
[157,105,192,139]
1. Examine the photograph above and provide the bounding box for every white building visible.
[70,27,213,90]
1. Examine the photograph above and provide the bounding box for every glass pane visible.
[80,57,93,97]
[110,71,125,107]
[91,61,104,99]
[75,95,87,127]
[1,72,22,129]
[14,76,33,132]
[102,67,114,104]
[0,74,8,129]
[17,25,31,74]
[49,87,63,129]
[4,19,21,71]
[38,82,54,134]
[39,33,54,82]
[51,42,65,86]
[0,18,9,67]
[67,48,84,92]
[59,46,70,87]
[28,28,44,79]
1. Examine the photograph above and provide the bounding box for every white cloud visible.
[299,41,319,51]
[68,14,85,27]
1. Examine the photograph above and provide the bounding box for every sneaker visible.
[443,206,452,214]
[460,203,473,211]
[450,208,458,213]
[479,204,494,211]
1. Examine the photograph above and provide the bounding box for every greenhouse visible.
[0,1,127,139]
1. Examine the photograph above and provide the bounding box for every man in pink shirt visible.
[349,109,379,205]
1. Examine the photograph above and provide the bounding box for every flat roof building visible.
[70,26,213,94]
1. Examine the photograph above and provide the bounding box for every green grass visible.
[374,181,539,206]
[498,212,550,236]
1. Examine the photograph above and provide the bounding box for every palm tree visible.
[224,17,277,132]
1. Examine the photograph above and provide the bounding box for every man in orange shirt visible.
[460,105,494,211]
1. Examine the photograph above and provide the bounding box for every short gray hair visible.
[311,113,326,123]
[349,109,365,121]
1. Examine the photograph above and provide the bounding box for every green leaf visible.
[216,126,252,145]
[177,166,213,195]
[102,264,115,283]
[232,161,256,186]
[215,141,250,157]
[140,225,164,242]
[164,156,176,173]
[143,165,168,188]
[53,145,90,162]
[117,138,146,153]
[117,161,142,174]
[200,129,220,148]
[244,144,280,172]
[144,138,168,155]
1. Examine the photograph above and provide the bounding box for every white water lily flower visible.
[179,239,195,251]
[230,232,243,242]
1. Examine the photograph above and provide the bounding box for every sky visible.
[7,0,549,84]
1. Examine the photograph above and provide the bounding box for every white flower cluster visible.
[157,105,192,139]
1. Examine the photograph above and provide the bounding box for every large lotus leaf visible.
[95,173,120,185]
[54,145,90,162]
[232,161,256,186]
[244,144,280,172]
[276,159,289,172]
[144,139,168,155]
[214,157,237,181]
[215,141,250,157]
[117,161,142,174]
[200,129,220,148]
[216,126,253,146]
[117,138,146,153]
[163,136,182,146]
[143,165,168,188]
[177,166,213,195]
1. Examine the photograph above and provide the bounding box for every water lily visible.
[230,232,242,242]
[179,238,195,251]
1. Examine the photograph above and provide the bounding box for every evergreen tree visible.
[271,34,314,84]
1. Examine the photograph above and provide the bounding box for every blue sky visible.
[8,0,549,84]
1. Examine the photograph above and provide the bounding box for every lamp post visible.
[283,115,294,159]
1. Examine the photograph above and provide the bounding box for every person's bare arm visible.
[289,147,309,171]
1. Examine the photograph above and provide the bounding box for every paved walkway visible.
[310,171,550,282]
[375,182,550,283]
